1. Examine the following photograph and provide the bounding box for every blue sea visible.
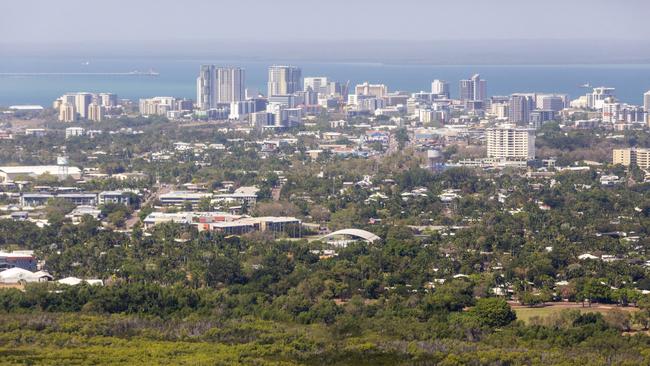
[1,57,649,107]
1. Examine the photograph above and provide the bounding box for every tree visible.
[394,128,410,150]
[469,298,516,328]
[45,197,75,225]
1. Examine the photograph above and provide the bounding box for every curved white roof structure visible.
[0,268,52,284]
[320,229,381,243]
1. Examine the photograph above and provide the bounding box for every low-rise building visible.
[66,206,102,223]
[20,193,53,207]
[0,250,37,271]
[143,212,195,229]
[159,191,213,207]
[212,193,257,207]
[98,191,132,206]
[65,127,85,138]
[0,165,82,182]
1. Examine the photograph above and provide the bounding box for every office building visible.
[229,100,257,120]
[431,79,450,98]
[354,82,388,98]
[268,95,296,109]
[536,94,567,112]
[459,74,487,102]
[509,94,536,124]
[268,65,302,96]
[613,148,650,169]
[295,89,318,106]
[529,110,556,129]
[486,126,536,160]
[304,77,330,95]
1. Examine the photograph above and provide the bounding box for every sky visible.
[2,0,650,43]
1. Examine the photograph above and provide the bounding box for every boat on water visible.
[127,69,160,76]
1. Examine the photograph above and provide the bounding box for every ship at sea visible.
[127,69,160,76]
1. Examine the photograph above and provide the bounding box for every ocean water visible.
[0,57,649,107]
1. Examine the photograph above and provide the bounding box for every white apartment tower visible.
[431,79,450,98]
[587,87,615,109]
[486,126,536,160]
[197,65,217,110]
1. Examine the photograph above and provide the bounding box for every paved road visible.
[125,184,173,229]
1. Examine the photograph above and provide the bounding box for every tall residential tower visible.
[431,79,450,98]
[197,66,246,110]
[459,74,487,102]
[267,65,302,96]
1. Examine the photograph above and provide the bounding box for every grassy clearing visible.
[514,303,638,323]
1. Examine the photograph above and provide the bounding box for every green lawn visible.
[514,304,637,323]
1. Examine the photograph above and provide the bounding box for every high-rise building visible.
[644,91,650,123]
[98,93,118,107]
[613,148,650,169]
[536,94,567,112]
[267,65,302,96]
[88,103,105,122]
[74,93,93,119]
[304,77,330,95]
[587,87,615,109]
[431,79,450,98]
[55,92,112,121]
[197,65,217,110]
[459,74,486,102]
[601,97,621,123]
[529,110,556,129]
[509,94,536,124]
[486,126,536,160]
[354,82,388,98]
[139,97,177,116]
[58,102,76,122]
[229,100,256,120]
[216,67,245,103]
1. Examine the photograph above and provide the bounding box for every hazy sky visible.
[2,0,649,43]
